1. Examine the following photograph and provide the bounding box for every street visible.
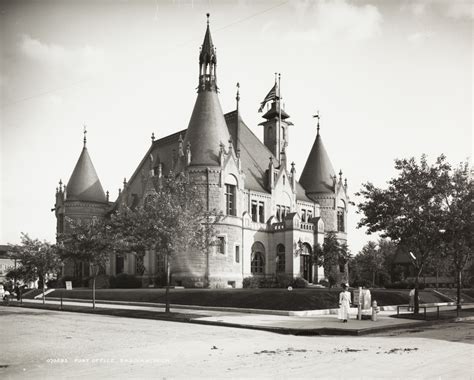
[1,307,472,379]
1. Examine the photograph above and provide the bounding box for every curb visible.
[5,301,471,337]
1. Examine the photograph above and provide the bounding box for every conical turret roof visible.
[66,146,107,203]
[299,132,336,193]
[183,91,230,166]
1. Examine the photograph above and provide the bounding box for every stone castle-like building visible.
[54,16,349,288]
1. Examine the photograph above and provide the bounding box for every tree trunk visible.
[456,270,462,317]
[414,275,420,314]
[42,275,46,305]
[165,255,170,313]
[93,276,96,310]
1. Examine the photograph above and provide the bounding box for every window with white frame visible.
[276,244,285,272]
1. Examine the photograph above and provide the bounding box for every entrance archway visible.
[300,243,313,282]
[251,241,265,275]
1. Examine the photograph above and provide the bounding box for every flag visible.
[258,83,278,112]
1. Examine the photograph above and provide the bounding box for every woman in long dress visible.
[338,283,351,322]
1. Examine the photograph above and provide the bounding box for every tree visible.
[318,231,350,288]
[357,154,454,313]
[109,205,159,279]
[112,172,219,312]
[9,233,62,304]
[57,217,113,309]
[349,239,398,287]
[5,265,36,286]
[438,161,473,315]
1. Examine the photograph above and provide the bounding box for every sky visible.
[1,0,472,254]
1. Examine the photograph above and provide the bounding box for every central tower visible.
[183,14,231,167]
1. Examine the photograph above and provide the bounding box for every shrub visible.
[57,276,86,288]
[259,277,276,288]
[110,273,142,289]
[88,274,110,289]
[46,278,59,288]
[318,279,330,288]
[385,280,425,290]
[242,276,260,288]
[275,273,292,288]
[290,277,309,288]
[154,273,167,287]
[351,279,372,288]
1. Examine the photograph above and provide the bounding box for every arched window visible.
[337,199,346,232]
[251,252,265,274]
[276,244,285,272]
[251,242,265,274]
[225,175,237,216]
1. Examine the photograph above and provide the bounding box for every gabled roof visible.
[225,111,273,193]
[66,147,107,203]
[299,132,336,194]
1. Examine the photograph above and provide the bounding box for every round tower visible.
[299,113,349,242]
[172,14,244,288]
[55,129,109,232]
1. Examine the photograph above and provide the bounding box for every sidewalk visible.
[6,298,472,336]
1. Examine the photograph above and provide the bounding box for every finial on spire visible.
[236,82,240,104]
[106,190,109,201]
[123,177,127,187]
[151,132,155,143]
[83,125,87,147]
[339,169,343,181]
[313,111,320,135]
[206,13,210,25]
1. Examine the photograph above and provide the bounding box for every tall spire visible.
[198,13,217,93]
[183,15,230,166]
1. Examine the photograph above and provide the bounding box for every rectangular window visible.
[308,210,313,221]
[235,245,240,263]
[225,184,236,216]
[301,209,307,222]
[251,200,258,222]
[217,237,225,254]
[337,209,344,232]
[258,201,265,223]
[276,205,281,222]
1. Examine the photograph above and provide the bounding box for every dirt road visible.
[1,307,472,379]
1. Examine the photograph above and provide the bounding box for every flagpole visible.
[278,73,282,164]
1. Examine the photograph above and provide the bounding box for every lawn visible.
[46,288,452,311]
